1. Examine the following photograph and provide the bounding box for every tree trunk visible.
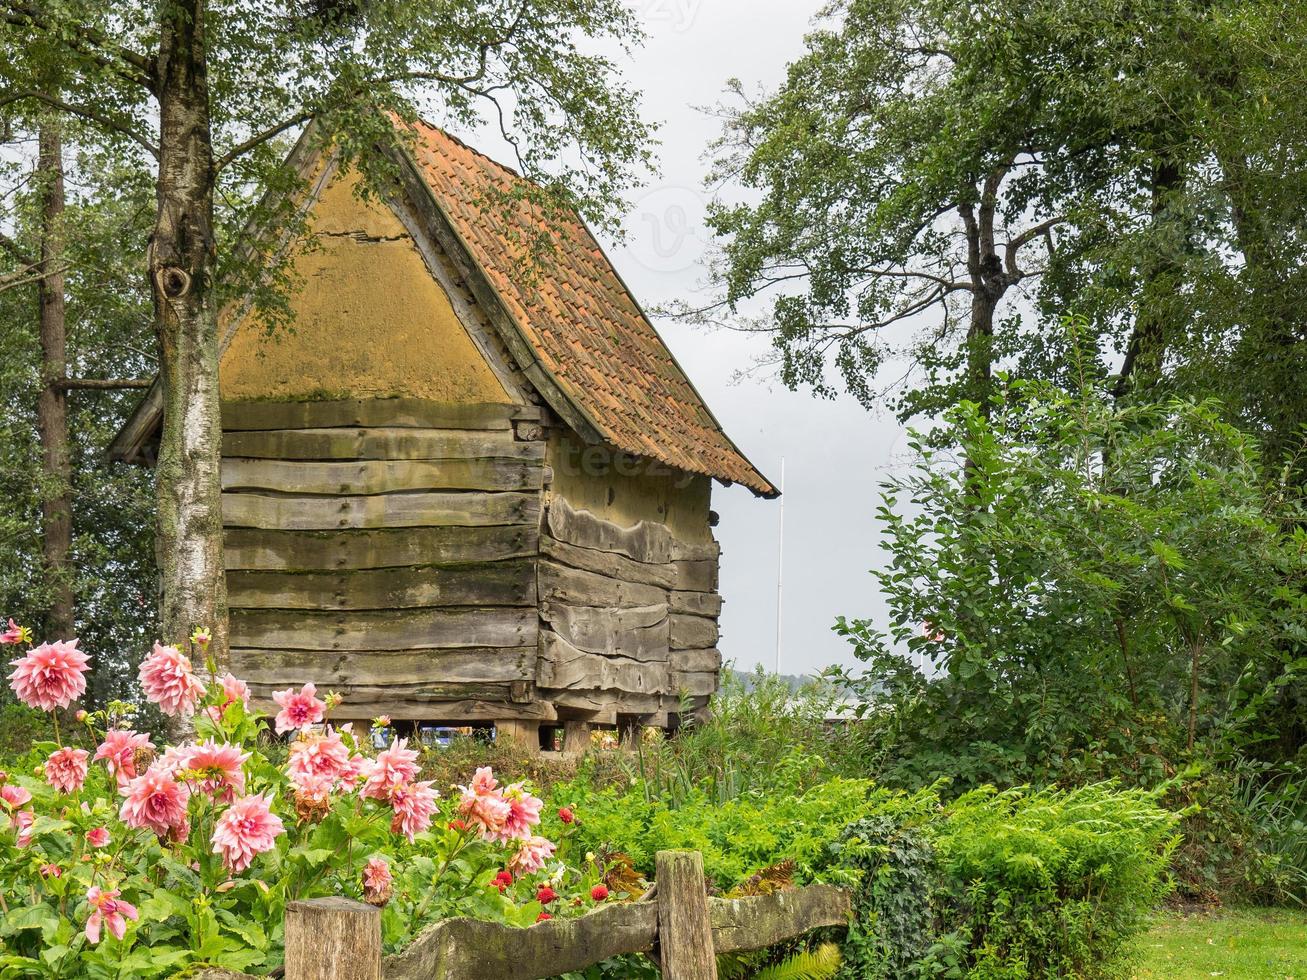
[1114,156,1182,400]
[1187,639,1203,751]
[150,0,228,665]
[36,122,74,641]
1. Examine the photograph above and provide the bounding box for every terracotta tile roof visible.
[407,119,777,497]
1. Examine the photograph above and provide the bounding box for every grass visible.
[1134,907,1307,978]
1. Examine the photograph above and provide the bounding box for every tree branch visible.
[0,90,158,157]
[54,378,153,390]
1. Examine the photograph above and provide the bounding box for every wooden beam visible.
[221,457,543,494]
[669,590,722,617]
[230,606,536,651]
[546,498,674,565]
[669,614,719,651]
[708,884,852,954]
[541,602,669,662]
[224,525,538,571]
[673,559,718,593]
[226,561,536,610]
[537,630,669,694]
[228,646,537,687]
[221,427,543,462]
[669,649,722,674]
[221,490,538,531]
[541,535,676,589]
[539,560,667,609]
[256,693,558,722]
[220,397,540,431]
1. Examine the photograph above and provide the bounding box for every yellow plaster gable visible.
[220,169,513,405]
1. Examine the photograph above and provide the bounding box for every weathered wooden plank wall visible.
[222,398,546,720]
[536,498,722,724]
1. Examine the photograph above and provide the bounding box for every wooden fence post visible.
[655,850,718,980]
[285,896,382,980]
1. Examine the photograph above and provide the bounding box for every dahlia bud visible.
[75,709,88,723]
[324,691,344,711]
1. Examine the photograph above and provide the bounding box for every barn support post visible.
[655,849,718,980]
[285,897,381,980]
[562,718,591,758]
[495,718,540,753]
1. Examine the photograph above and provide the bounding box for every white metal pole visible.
[775,457,785,675]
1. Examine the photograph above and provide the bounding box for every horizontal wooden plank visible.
[671,539,721,562]
[221,398,541,431]
[546,497,674,564]
[670,648,722,673]
[230,647,536,687]
[541,534,676,589]
[669,590,722,617]
[383,879,849,980]
[251,693,558,722]
[221,458,543,494]
[547,689,672,721]
[226,562,536,610]
[384,893,658,980]
[221,427,545,462]
[222,491,538,530]
[709,884,853,954]
[673,559,718,593]
[537,630,669,694]
[538,561,667,609]
[541,601,669,661]
[670,613,719,651]
[230,607,537,651]
[224,525,538,571]
[670,670,718,697]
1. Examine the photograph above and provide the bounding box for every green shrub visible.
[556,776,931,890]
[832,785,1177,979]
[559,777,1178,979]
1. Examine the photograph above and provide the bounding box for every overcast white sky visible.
[592,1,914,677]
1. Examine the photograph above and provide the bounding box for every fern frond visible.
[750,943,842,980]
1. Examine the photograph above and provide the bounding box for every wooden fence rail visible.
[198,849,851,980]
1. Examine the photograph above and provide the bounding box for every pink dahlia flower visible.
[272,683,326,734]
[388,779,438,843]
[288,729,351,788]
[39,862,62,878]
[8,639,88,711]
[0,618,25,644]
[86,826,110,848]
[84,886,138,944]
[44,747,89,794]
[12,809,34,848]
[493,783,543,843]
[360,738,419,800]
[211,793,285,873]
[205,672,251,723]
[138,643,205,716]
[120,768,191,841]
[456,766,512,838]
[94,729,154,791]
[507,835,556,877]
[182,740,248,803]
[362,857,393,906]
[0,783,32,809]
[471,766,498,796]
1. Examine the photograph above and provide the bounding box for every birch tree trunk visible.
[36,122,74,641]
[149,0,228,662]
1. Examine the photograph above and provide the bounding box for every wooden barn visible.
[109,118,776,749]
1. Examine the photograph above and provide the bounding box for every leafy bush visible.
[833,784,1178,980]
